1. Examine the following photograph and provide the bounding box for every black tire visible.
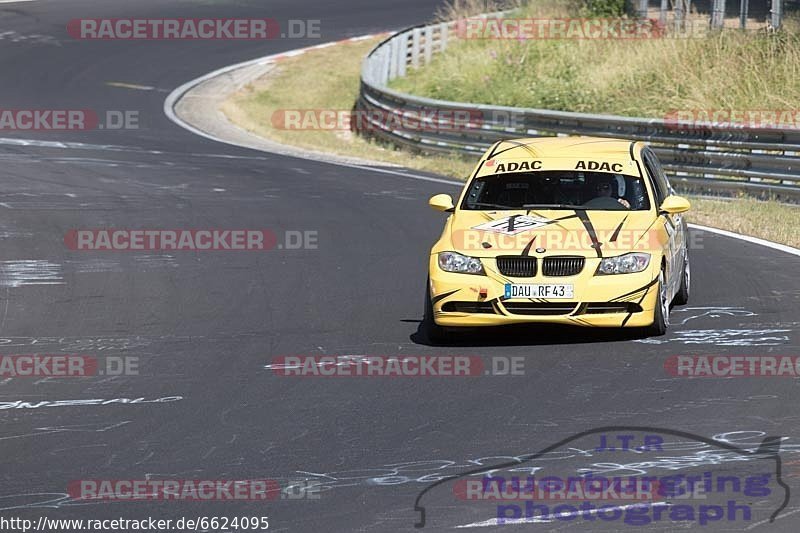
[423,279,455,345]
[673,250,690,305]
[647,269,669,337]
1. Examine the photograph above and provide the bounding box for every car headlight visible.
[596,253,651,275]
[438,251,485,275]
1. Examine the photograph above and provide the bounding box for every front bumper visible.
[429,255,659,328]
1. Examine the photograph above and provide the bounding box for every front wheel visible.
[673,250,690,305]
[647,269,669,337]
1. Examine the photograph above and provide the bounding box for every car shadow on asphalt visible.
[407,320,649,347]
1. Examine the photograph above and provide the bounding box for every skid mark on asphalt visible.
[0,335,173,351]
[543,397,784,426]
[0,421,131,442]
[0,227,32,238]
[0,137,273,162]
[672,306,757,325]
[0,192,282,210]
[632,305,793,346]
[0,257,182,282]
[0,493,82,512]
[0,396,183,410]
[284,430,800,493]
[133,255,179,269]
[636,329,791,346]
[0,260,62,287]
[0,30,58,46]
[68,256,175,272]
[363,190,416,200]
[0,138,137,151]
[0,333,264,352]
[0,431,792,511]
[105,81,168,92]
[64,259,124,273]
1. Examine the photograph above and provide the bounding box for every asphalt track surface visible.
[0,1,799,532]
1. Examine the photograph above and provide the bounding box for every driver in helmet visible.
[594,175,630,208]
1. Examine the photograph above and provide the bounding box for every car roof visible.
[487,136,636,159]
[473,137,642,178]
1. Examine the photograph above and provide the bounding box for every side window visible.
[648,150,673,195]
[642,150,669,205]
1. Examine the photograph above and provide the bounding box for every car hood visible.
[443,209,662,258]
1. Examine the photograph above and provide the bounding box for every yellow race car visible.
[425,137,690,342]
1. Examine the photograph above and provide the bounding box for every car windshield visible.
[461,171,651,211]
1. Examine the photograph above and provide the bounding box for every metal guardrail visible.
[355,15,800,200]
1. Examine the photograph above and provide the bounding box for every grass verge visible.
[221,37,475,179]
[394,3,800,118]
[221,31,799,249]
[688,196,800,248]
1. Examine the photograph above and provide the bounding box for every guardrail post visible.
[440,22,449,52]
[381,46,390,85]
[770,0,783,29]
[364,57,372,85]
[636,0,649,18]
[388,38,398,81]
[411,28,421,69]
[711,0,726,29]
[370,49,380,85]
[398,32,409,77]
[424,26,433,65]
[739,0,749,29]
[674,0,687,32]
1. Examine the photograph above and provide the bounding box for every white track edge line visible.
[163,34,386,146]
[687,223,800,257]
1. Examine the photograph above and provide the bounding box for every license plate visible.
[504,284,574,299]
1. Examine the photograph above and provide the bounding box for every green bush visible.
[579,0,627,17]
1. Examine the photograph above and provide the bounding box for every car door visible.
[642,149,684,296]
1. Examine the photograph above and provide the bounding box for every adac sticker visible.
[575,160,624,172]
[489,160,542,173]
[472,214,553,235]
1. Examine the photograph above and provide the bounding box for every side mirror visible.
[429,193,455,212]
[659,195,690,214]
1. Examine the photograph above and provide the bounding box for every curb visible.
[163,33,401,167]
